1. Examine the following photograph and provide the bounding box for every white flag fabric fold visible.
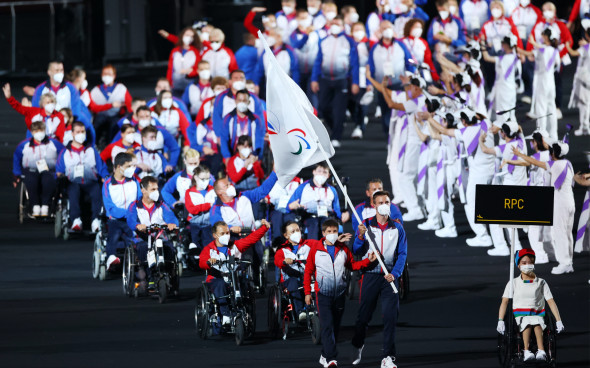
[259,31,334,187]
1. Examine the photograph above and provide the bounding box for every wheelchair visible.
[497,300,557,368]
[17,177,59,224]
[194,256,257,346]
[121,224,180,304]
[53,183,99,241]
[231,226,269,295]
[92,211,128,281]
[267,268,321,344]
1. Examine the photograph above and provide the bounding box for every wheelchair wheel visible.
[545,308,557,364]
[18,181,27,224]
[310,313,321,345]
[195,286,211,340]
[399,262,410,300]
[235,318,246,346]
[498,308,517,368]
[122,247,135,297]
[158,278,168,304]
[246,283,257,335]
[267,285,282,339]
[92,235,101,279]
[54,204,63,238]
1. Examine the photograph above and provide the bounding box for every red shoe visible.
[107,255,120,272]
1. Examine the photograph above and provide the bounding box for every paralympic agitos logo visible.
[267,112,311,156]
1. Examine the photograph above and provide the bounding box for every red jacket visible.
[226,154,265,186]
[166,45,201,85]
[199,225,269,282]
[100,139,140,163]
[184,186,214,219]
[526,18,573,58]
[150,105,191,146]
[7,96,65,142]
[80,89,113,113]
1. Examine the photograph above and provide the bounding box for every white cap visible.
[460,72,472,87]
[503,34,518,48]
[505,120,519,135]
[555,141,569,156]
[467,40,481,51]
[582,18,590,31]
[524,129,549,140]
[467,58,481,71]
[411,75,427,89]
[459,108,476,122]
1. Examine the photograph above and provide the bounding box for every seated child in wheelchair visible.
[497,249,565,362]
[199,219,270,325]
[274,221,313,321]
[126,176,178,281]
[13,121,64,217]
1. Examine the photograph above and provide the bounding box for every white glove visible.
[556,320,564,333]
[497,320,505,335]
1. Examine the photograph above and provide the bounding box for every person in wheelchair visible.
[199,219,270,325]
[226,135,265,192]
[102,152,141,271]
[268,177,302,240]
[351,178,403,233]
[351,190,407,368]
[126,176,178,283]
[185,165,217,251]
[497,249,565,362]
[134,126,169,179]
[274,221,313,322]
[56,121,109,232]
[286,162,350,240]
[13,121,64,217]
[161,148,203,208]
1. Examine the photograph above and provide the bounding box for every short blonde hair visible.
[41,93,56,104]
[184,148,200,160]
[490,0,504,12]
[210,28,225,43]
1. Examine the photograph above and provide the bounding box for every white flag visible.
[259,31,334,187]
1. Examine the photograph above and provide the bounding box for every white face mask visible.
[52,72,64,84]
[314,174,328,186]
[232,80,246,91]
[186,164,198,176]
[44,103,56,115]
[161,98,173,109]
[353,31,365,41]
[325,11,337,20]
[200,32,210,41]
[382,28,395,39]
[33,131,46,142]
[102,75,114,85]
[325,233,339,244]
[138,119,151,128]
[449,5,457,15]
[411,27,423,38]
[123,166,136,178]
[74,133,86,144]
[439,10,449,20]
[329,25,342,35]
[289,231,302,243]
[520,264,535,274]
[299,18,312,28]
[236,102,249,113]
[491,8,503,19]
[81,79,88,90]
[543,10,554,20]
[183,35,194,45]
[282,6,294,15]
[124,133,136,144]
[197,178,209,190]
[399,4,409,13]
[146,140,158,151]
[377,203,391,216]
[308,6,319,15]
[198,69,211,80]
[148,190,160,202]
[210,41,222,51]
[218,234,230,246]
[225,185,237,198]
[349,13,359,23]
[520,0,530,6]
[239,147,252,158]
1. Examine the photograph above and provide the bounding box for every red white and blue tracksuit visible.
[32,80,90,127]
[102,176,141,256]
[198,225,269,316]
[304,239,372,362]
[161,169,214,208]
[211,89,266,140]
[7,96,65,143]
[219,111,265,160]
[13,137,64,207]
[167,46,201,96]
[182,81,213,117]
[186,106,223,175]
[351,200,403,233]
[55,143,109,221]
[100,139,140,164]
[351,216,407,360]
[134,146,169,179]
[274,240,313,315]
[226,154,265,192]
[185,185,217,248]
[253,44,300,87]
[200,44,239,79]
[90,82,133,141]
[147,96,192,123]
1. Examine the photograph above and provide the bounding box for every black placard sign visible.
[474,185,554,226]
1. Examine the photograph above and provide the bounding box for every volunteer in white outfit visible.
[513,141,576,275]
[481,34,523,122]
[565,19,590,136]
[479,120,527,256]
[573,169,590,254]
[428,109,495,245]
[517,29,560,140]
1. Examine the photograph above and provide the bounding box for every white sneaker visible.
[534,253,549,264]
[331,140,341,148]
[91,218,100,233]
[466,235,493,247]
[417,219,441,231]
[402,210,424,222]
[536,350,547,361]
[222,315,232,325]
[351,126,363,139]
[326,361,338,368]
[298,311,307,321]
[521,95,532,104]
[526,111,536,119]
[375,106,382,118]
[435,226,457,238]
[551,263,574,275]
[32,205,41,216]
[40,205,49,216]
[381,356,397,368]
[71,218,82,231]
[189,243,197,249]
[351,345,364,365]
[556,108,562,120]
[488,246,510,256]
[106,254,120,271]
[574,128,590,136]
[319,355,327,368]
[523,350,535,361]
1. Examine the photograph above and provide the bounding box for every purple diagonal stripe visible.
[553,162,571,189]
[437,185,444,199]
[398,144,406,160]
[546,48,558,72]
[466,131,481,156]
[504,54,518,80]
[417,167,427,182]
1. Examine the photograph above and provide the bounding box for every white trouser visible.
[490,226,521,249]
[551,198,575,266]
[399,141,421,212]
[426,165,440,223]
[527,226,550,258]
[388,118,403,201]
[533,92,558,140]
[465,170,493,237]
